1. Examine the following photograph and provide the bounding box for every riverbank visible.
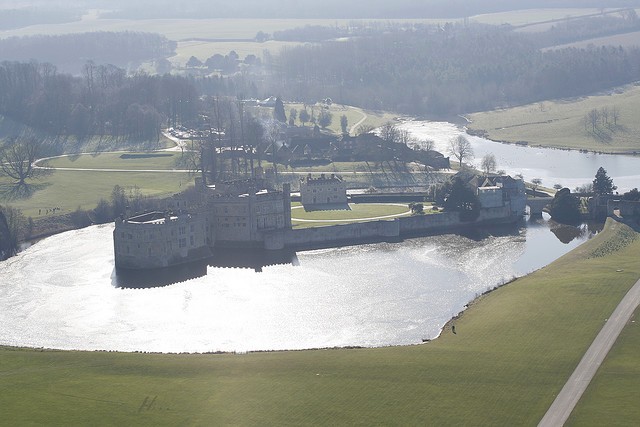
[1,218,638,424]
[466,84,640,155]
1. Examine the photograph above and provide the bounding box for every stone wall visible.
[264,205,516,250]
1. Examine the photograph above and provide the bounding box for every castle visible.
[115,174,527,270]
[114,178,291,269]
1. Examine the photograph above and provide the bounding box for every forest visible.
[269,22,640,115]
[0,32,176,75]
[0,61,198,141]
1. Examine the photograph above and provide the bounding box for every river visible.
[1,120,638,353]
[399,120,640,192]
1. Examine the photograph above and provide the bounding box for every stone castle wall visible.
[263,205,515,250]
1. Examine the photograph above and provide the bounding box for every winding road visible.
[538,276,640,426]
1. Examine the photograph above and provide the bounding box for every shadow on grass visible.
[0,182,50,201]
[304,203,351,212]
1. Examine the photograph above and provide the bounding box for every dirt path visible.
[538,277,640,427]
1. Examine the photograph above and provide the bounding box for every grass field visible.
[568,307,640,425]
[0,170,191,218]
[291,203,412,228]
[471,8,607,28]
[45,152,184,170]
[468,84,640,153]
[0,17,447,42]
[1,218,638,425]
[545,30,640,51]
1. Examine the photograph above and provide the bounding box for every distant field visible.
[468,84,640,153]
[0,17,447,41]
[471,8,607,28]
[1,218,639,425]
[545,30,640,51]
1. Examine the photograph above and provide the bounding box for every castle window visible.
[179,226,186,235]
[190,224,194,232]
[190,236,194,246]
[179,238,187,248]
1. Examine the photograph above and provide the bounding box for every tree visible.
[273,97,286,123]
[549,188,581,225]
[611,106,621,126]
[355,123,375,136]
[531,178,543,193]
[587,108,600,132]
[622,188,640,201]
[288,108,297,126]
[340,114,348,134]
[0,205,24,260]
[592,166,616,195]
[0,136,47,187]
[448,135,473,168]
[480,153,497,176]
[186,56,203,68]
[553,183,563,190]
[298,109,310,126]
[443,176,480,221]
[379,122,399,145]
[318,109,332,128]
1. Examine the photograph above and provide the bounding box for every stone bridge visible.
[526,196,554,217]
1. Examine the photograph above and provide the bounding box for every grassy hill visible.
[1,218,639,425]
[468,84,640,153]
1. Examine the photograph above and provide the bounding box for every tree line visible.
[269,22,640,115]
[0,61,198,141]
[0,32,176,75]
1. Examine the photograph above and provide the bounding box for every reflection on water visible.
[113,249,299,289]
[0,216,597,353]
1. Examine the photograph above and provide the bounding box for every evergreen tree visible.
[592,167,616,195]
[443,176,480,221]
[273,97,287,123]
[549,188,581,225]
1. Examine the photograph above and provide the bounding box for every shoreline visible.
[464,124,640,157]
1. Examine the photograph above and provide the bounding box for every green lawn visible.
[0,170,191,218]
[1,218,639,425]
[568,309,640,426]
[291,203,412,227]
[468,84,640,153]
[45,152,184,170]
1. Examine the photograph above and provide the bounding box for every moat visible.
[0,216,596,353]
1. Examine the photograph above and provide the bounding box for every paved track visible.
[538,277,640,427]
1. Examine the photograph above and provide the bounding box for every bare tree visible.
[587,108,600,132]
[379,122,399,146]
[355,123,375,136]
[481,153,497,176]
[611,106,621,126]
[531,178,543,193]
[421,139,435,152]
[265,121,281,181]
[600,106,610,126]
[0,136,47,187]
[448,135,474,168]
